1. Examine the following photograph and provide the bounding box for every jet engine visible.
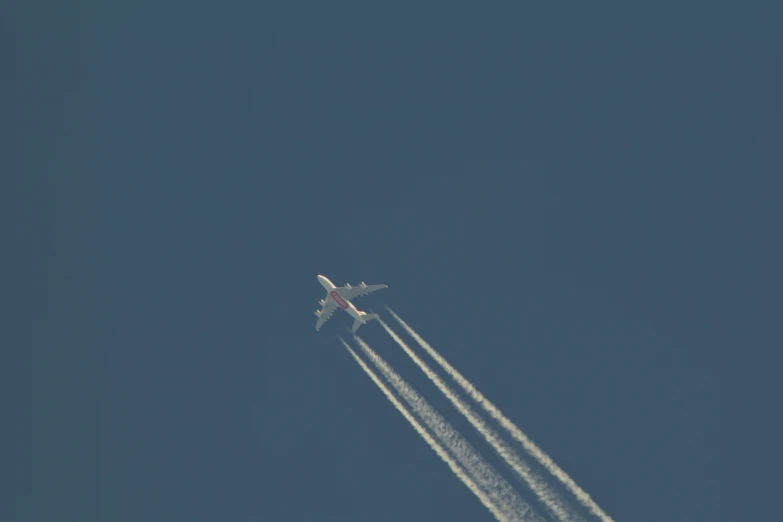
[360,281,367,288]
[318,299,326,306]
[314,310,321,317]
[345,283,352,289]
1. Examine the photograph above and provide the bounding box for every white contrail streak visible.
[386,306,616,522]
[338,338,509,522]
[378,318,581,522]
[351,335,541,522]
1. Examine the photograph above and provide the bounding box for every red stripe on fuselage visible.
[330,290,349,309]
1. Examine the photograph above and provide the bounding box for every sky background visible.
[3,1,780,521]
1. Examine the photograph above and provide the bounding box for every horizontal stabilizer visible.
[352,312,379,333]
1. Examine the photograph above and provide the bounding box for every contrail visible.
[338,338,509,522]
[378,318,581,522]
[386,306,615,522]
[351,335,542,522]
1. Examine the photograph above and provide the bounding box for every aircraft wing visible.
[315,300,338,331]
[337,283,388,301]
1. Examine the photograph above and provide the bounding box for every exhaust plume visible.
[338,338,509,522]
[386,307,615,522]
[378,318,580,522]
[352,335,541,522]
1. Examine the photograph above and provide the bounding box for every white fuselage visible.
[318,275,364,323]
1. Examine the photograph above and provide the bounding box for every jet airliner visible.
[314,274,387,332]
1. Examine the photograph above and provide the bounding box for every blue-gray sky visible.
[4,1,779,521]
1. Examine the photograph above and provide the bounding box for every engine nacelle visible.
[314,310,321,317]
[319,299,326,306]
[345,283,352,289]
[360,281,367,288]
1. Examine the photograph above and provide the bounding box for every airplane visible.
[314,274,387,332]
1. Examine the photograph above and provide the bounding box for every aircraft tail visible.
[352,311,380,333]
